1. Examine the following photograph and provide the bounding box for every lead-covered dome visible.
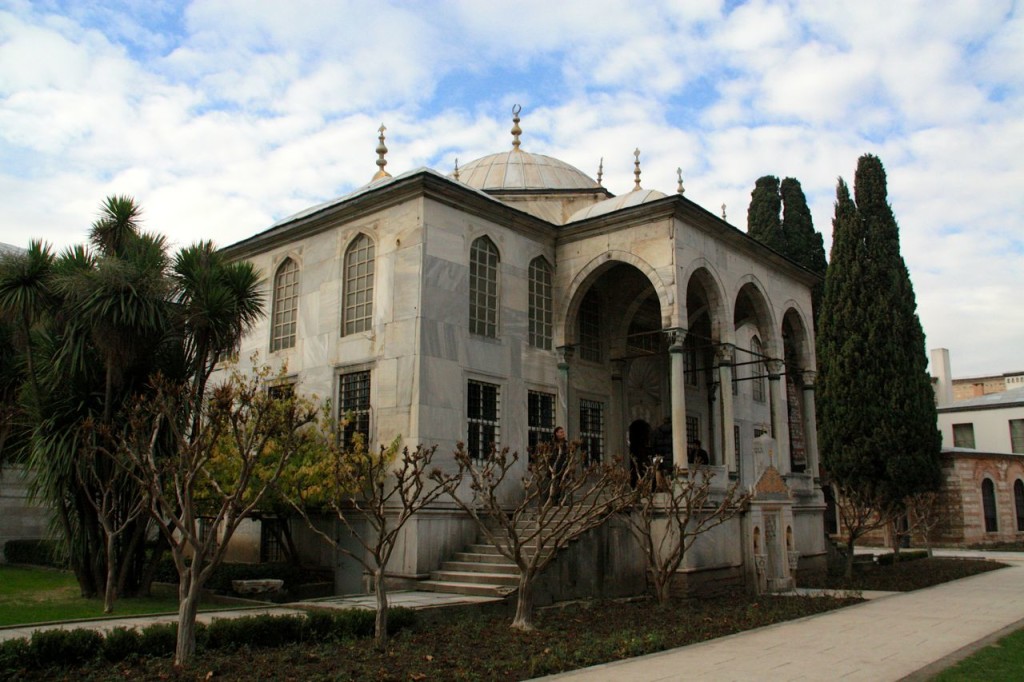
[455,148,598,191]
[568,188,669,222]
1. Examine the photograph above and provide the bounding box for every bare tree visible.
[834,483,894,579]
[75,429,148,614]
[286,437,459,650]
[437,443,633,631]
[625,462,750,605]
[905,491,944,557]
[122,364,318,666]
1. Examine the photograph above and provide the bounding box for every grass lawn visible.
[0,565,224,626]
[930,626,1024,681]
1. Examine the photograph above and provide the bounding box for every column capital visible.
[665,327,687,353]
[801,370,817,389]
[556,345,575,369]
[766,358,785,380]
[715,343,735,366]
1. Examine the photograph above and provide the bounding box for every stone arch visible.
[558,251,671,348]
[781,304,814,371]
[683,262,729,344]
[733,276,779,356]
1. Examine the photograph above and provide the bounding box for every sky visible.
[1,0,1021,377]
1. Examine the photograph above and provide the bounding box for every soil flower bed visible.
[799,556,1005,592]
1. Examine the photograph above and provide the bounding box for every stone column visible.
[610,359,626,461]
[668,329,689,471]
[556,346,573,436]
[767,358,791,474]
[717,344,737,473]
[801,370,820,480]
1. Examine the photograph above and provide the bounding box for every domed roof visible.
[455,148,598,191]
[568,188,669,222]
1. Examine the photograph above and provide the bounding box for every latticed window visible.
[684,337,698,386]
[579,399,604,463]
[469,237,499,337]
[686,415,699,446]
[528,390,555,453]
[953,423,976,449]
[260,519,285,563]
[982,478,998,532]
[578,290,601,362]
[338,370,371,449]
[270,258,299,351]
[751,337,766,402]
[343,234,375,336]
[528,257,552,349]
[468,380,500,459]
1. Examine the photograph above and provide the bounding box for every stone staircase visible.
[419,538,521,597]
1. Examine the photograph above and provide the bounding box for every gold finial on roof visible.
[453,158,460,181]
[633,148,642,191]
[677,168,685,194]
[511,104,522,150]
[721,203,727,220]
[372,123,391,181]
[597,157,604,187]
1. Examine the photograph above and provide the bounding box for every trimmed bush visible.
[877,550,929,566]
[137,622,177,658]
[101,627,142,662]
[29,628,102,667]
[0,637,30,673]
[206,614,306,650]
[3,539,66,568]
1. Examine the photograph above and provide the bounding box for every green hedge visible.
[876,549,929,566]
[0,608,417,674]
[2,539,67,568]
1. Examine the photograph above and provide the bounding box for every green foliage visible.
[817,155,942,508]
[932,624,1024,681]
[2,539,66,567]
[100,627,142,662]
[137,622,178,658]
[876,549,929,566]
[0,637,30,674]
[746,175,786,252]
[29,628,103,668]
[780,177,827,324]
[151,558,328,593]
[206,614,307,650]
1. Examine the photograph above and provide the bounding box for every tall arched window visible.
[469,237,499,337]
[342,234,375,336]
[578,289,601,362]
[751,337,766,402]
[270,257,299,351]
[528,257,552,349]
[1014,479,1024,532]
[982,478,998,533]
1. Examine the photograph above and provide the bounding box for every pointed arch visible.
[342,233,375,336]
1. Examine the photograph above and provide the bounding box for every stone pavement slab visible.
[534,559,1024,682]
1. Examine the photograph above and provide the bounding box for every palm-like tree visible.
[0,240,55,414]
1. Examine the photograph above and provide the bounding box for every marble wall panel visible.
[420,318,460,362]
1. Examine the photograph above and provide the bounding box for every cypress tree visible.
[746,175,786,252]
[780,177,827,325]
[817,155,942,509]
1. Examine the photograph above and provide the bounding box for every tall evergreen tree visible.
[780,177,827,324]
[746,175,786,252]
[817,155,942,515]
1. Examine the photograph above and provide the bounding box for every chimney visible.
[931,348,953,407]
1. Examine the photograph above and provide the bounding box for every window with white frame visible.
[469,237,499,337]
[468,380,500,459]
[342,234,374,336]
[578,290,601,362]
[528,257,552,350]
[578,399,604,463]
[270,258,299,351]
[338,370,371,449]
[528,390,555,453]
[953,423,976,449]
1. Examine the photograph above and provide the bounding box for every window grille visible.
[528,258,552,349]
[468,380,500,459]
[469,237,499,337]
[339,370,371,448]
[343,234,375,335]
[528,390,555,453]
[578,399,604,463]
[270,258,299,351]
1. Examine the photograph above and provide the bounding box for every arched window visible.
[528,257,552,349]
[469,237,499,337]
[578,289,601,362]
[342,234,375,336]
[751,337,766,402]
[1014,479,1024,532]
[982,478,998,533]
[270,258,299,351]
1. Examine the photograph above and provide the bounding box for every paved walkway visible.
[3,550,1022,681]
[536,550,1024,681]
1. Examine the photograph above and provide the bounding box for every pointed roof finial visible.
[721,203,727,220]
[677,168,685,194]
[453,158,460,181]
[633,148,642,191]
[511,104,522,150]
[372,123,391,181]
[596,157,604,187]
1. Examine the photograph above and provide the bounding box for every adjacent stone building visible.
[222,111,826,595]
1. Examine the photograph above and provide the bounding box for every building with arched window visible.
[222,111,826,596]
